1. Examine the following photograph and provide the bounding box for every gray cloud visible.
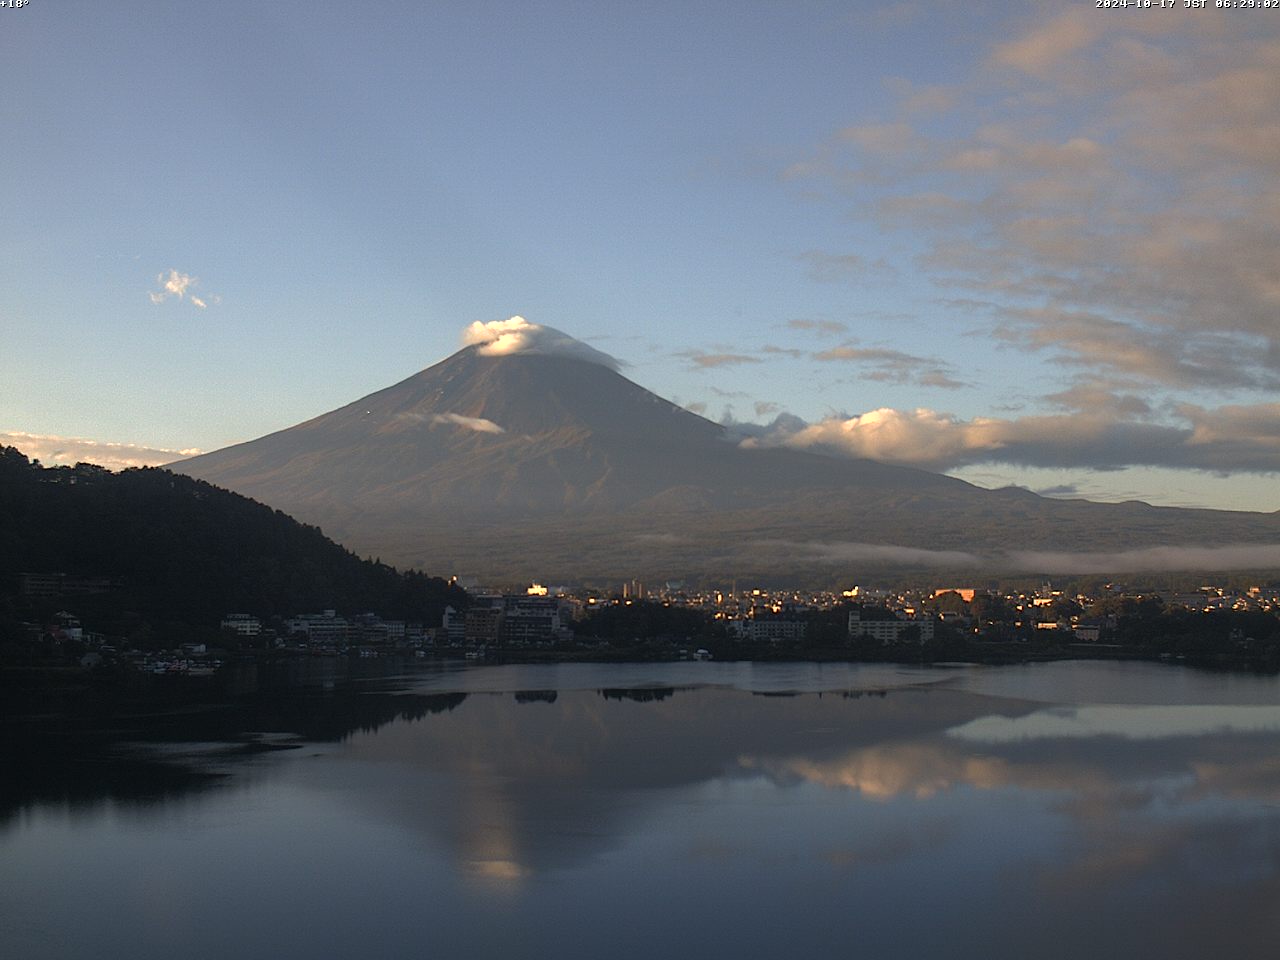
[786,319,849,335]
[993,307,1279,392]
[1005,544,1280,575]
[798,250,891,283]
[884,77,958,115]
[1043,382,1152,419]
[1176,403,1280,473]
[1035,484,1079,498]
[723,412,808,443]
[989,9,1101,78]
[761,345,806,358]
[837,122,926,159]
[681,351,763,369]
[747,538,983,568]
[744,537,1280,573]
[813,344,966,389]
[918,370,967,390]
[788,16,1280,397]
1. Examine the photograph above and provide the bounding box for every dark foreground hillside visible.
[0,446,465,648]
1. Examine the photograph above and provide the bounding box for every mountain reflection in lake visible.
[4,661,1279,959]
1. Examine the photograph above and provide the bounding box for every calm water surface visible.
[4,661,1280,959]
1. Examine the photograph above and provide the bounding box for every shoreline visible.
[4,643,1277,700]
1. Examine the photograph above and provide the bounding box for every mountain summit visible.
[175,322,1280,580]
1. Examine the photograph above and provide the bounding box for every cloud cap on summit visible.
[463,316,621,371]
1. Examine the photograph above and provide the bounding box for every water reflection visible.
[4,662,1280,959]
[0,677,472,829]
[948,703,1280,741]
[513,690,558,704]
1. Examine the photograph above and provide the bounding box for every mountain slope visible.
[173,345,1280,581]
[179,347,968,514]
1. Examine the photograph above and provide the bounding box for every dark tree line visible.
[578,600,722,642]
[0,447,466,648]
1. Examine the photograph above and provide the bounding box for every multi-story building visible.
[220,613,262,637]
[736,617,807,643]
[442,606,466,645]
[501,594,571,645]
[848,608,935,643]
[464,597,505,645]
[285,610,351,645]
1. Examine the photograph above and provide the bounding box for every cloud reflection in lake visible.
[5,662,1280,959]
[948,704,1280,742]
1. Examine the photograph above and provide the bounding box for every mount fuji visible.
[173,322,1280,581]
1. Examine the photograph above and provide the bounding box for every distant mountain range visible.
[173,342,1280,582]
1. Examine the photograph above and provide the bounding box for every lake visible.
[4,660,1280,959]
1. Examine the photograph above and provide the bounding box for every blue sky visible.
[3,1,1278,511]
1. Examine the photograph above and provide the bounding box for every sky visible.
[3,0,1278,512]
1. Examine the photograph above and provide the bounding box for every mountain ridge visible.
[173,344,1280,581]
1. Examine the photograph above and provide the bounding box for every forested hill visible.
[0,446,466,630]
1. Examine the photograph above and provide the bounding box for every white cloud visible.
[429,413,505,434]
[744,408,1001,469]
[462,316,620,370]
[743,403,1280,474]
[1,430,201,471]
[149,268,218,308]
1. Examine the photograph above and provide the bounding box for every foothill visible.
[4,445,1280,682]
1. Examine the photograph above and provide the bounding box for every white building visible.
[848,608,935,643]
[221,613,262,637]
